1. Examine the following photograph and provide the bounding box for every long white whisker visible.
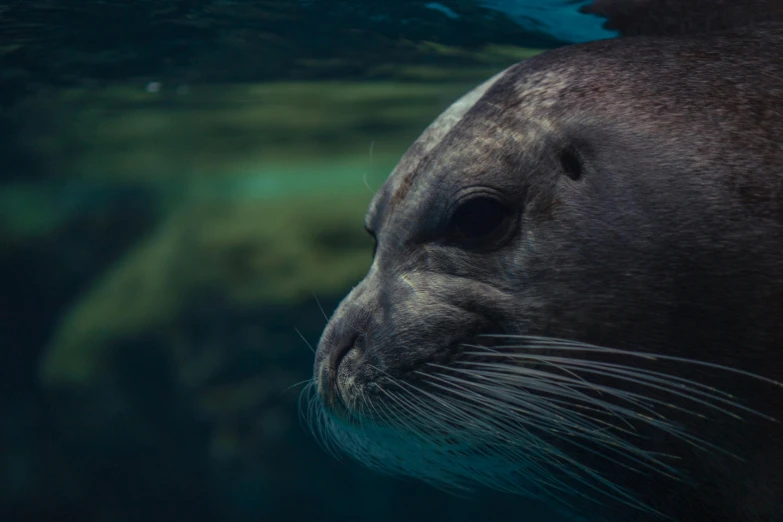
[294,327,316,354]
[305,332,779,522]
[482,335,783,388]
[419,372,664,514]
[464,350,775,422]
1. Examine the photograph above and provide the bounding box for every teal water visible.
[0,2,617,522]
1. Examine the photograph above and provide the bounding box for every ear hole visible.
[560,148,582,181]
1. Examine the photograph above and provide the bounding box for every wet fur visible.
[308,12,783,522]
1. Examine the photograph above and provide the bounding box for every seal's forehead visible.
[365,68,508,230]
[365,63,573,232]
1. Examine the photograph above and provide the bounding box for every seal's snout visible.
[315,316,368,415]
[332,332,359,374]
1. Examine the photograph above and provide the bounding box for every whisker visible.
[464,350,775,422]
[312,293,330,323]
[482,335,783,389]
[453,361,670,429]
[442,363,646,441]
[457,361,734,455]
[303,332,779,521]
[420,372,651,508]
[467,342,736,400]
[280,377,314,397]
[294,328,316,354]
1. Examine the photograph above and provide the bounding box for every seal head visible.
[308,5,783,521]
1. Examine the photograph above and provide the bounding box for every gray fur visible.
[313,13,783,522]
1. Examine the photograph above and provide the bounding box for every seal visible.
[579,0,783,37]
[305,2,783,521]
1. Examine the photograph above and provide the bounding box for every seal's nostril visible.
[332,333,364,373]
[332,334,364,372]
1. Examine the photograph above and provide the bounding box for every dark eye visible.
[447,196,513,249]
[560,148,582,181]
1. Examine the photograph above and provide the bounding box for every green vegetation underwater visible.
[5,1,777,522]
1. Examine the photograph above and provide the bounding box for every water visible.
[1,2,615,521]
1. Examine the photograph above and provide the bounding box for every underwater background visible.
[1,2,615,521]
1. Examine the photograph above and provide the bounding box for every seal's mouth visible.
[319,321,509,421]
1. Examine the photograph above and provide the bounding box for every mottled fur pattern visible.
[311,8,783,522]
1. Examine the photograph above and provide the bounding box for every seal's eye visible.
[447,196,513,249]
[560,148,583,181]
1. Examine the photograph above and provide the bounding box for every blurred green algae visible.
[0,7,556,516]
[9,45,543,183]
[10,43,547,393]
[39,193,375,387]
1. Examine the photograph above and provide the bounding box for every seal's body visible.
[308,3,783,521]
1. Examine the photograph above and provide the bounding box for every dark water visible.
[0,2,615,521]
